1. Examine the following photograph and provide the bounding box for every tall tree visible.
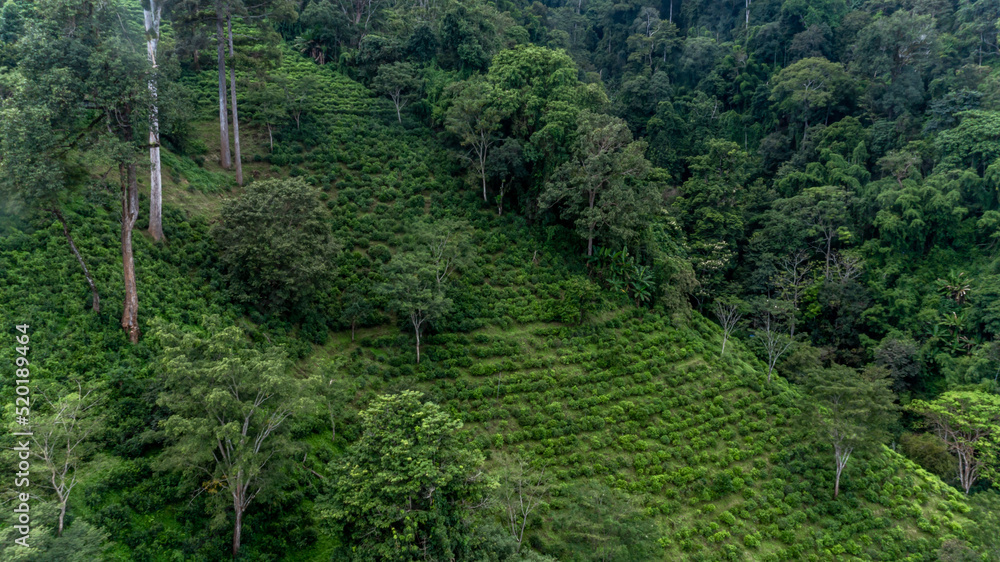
[373,61,420,124]
[154,316,316,558]
[444,76,505,202]
[770,57,851,139]
[800,365,897,499]
[539,111,656,256]
[215,7,231,169]
[90,35,150,343]
[22,0,149,341]
[29,381,105,538]
[227,14,242,185]
[317,390,491,561]
[213,177,338,315]
[910,391,1000,495]
[143,0,165,241]
[0,72,100,313]
[173,0,290,175]
[379,220,472,363]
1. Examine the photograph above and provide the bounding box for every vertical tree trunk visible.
[228,16,243,186]
[217,15,231,170]
[51,209,100,312]
[57,499,67,537]
[587,190,597,256]
[412,313,422,364]
[121,163,140,343]
[351,320,356,342]
[233,504,243,558]
[480,157,487,202]
[145,1,164,241]
[834,445,850,499]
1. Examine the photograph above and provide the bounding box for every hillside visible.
[4,0,1000,560]
[0,48,989,561]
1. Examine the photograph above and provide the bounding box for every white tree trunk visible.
[144,0,164,241]
[217,16,231,169]
[228,16,243,186]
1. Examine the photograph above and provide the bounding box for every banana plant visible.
[630,265,655,307]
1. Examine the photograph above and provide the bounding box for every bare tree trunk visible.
[587,191,596,256]
[145,0,164,241]
[121,163,140,343]
[480,157,487,202]
[233,502,243,558]
[412,312,422,363]
[833,445,850,499]
[51,209,100,312]
[228,16,243,186]
[217,16,231,170]
[57,500,67,537]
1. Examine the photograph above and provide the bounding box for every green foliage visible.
[317,391,491,561]
[909,391,1000,494]
[378,218,473,363]
[770,57,852,133]
[7,1,1000,559]
[213,177,338,315]
[798,365,897,498]
[539,111,656,256]
[153,315,318,556]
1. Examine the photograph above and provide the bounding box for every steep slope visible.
[0,48,983,562]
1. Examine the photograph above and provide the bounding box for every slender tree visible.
[379,220,472,363]
[444,77,505,202]
[910,391,1000,495]
[143,0,165,241]
[227,14,242,185]
[216,10,231,168]
[713,300,743,357]
[539,111,655,256]
[496,452,551,553]
[752,300,794,383]
[30,382,105,538]
[800,366,896,499]
[372,61,420,124]
[154,316,316,558]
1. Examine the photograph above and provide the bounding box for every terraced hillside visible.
[307,310,977,561]
[0,46,987,562]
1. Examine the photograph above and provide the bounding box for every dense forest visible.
[2,0,1000,560]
